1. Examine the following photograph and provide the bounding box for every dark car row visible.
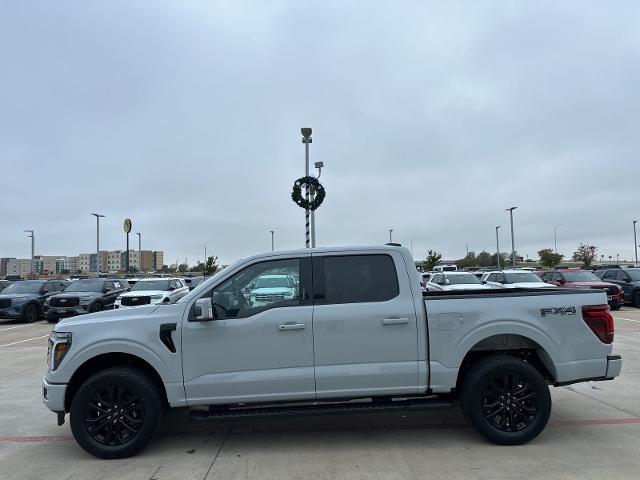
[0,276,205,323]
[537,269,625,310]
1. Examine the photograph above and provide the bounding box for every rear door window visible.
[316,254,399,304]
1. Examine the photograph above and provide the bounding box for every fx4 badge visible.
[541,306,577,317]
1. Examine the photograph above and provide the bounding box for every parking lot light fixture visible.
[24,229,34,278]
[91,213,105,277]
[506,207,517,268]
[136,232,141,273]
[495,226,501,270]
[634,221,638,266]
[270,230,275,251]
[554,224,562,253]
[389,229,394,243]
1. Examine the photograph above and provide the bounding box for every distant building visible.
[6,258,34,278]
[1,257,15,277]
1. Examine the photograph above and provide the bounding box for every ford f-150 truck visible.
[42,246,622,459]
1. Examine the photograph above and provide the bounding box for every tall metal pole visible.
[301,128,312,248]
[136,232,141,273]
[495,226,501,270]
[506,207,517,268]
[24,230,34,278]
[126,233,130,272]
[91,213,105,277]
[270,230,274,251]
[554,224,562,253]
[634,221,638,266]
[389,229,393,243]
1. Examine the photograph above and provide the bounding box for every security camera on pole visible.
[292,128,326,248]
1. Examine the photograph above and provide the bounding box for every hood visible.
[120,290,168,297]
[505,282,555,288]
[445,284,494,291]
[52,291,102,298]
[567,281,616,288]
[251,287,294,294]
[55,304,161,329]
[0,293,39,300]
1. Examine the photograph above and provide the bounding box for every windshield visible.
[504,272,544,284]
[132,280,170,291]
[1,281,43,294]
[254,276,291,289]
[64,280,105,292]
[447,274,481,285]
[628,270,640,281]
[563,271,600,282]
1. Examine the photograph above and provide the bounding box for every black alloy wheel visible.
[480,373,537,432]
[91,301,104,313]
[70,367,162,458]
[23,303,38,323]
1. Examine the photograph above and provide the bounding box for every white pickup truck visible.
[43,246,622,458]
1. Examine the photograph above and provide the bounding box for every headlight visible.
[150,294,163,300]
[47,332,72,372]
[12,297,27,305]
[79,296,94,302]
[116,296,123,301]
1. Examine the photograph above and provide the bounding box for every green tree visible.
[476,250,493,267]
[457,251,476,268]
[190,261,204,272]
[538,249,564,268]
[490,252,507,268]
[423,250,442,271]
[128,266,139,274]
[204,256,219,276]
[572,243,598,269]
[178,263,189,273]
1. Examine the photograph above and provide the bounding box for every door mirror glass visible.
[194,297,213,321]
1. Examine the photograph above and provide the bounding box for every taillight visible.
[582,304,614,344]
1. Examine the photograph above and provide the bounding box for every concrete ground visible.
[1,309,639,480]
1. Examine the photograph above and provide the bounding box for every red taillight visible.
[582,304,614,344]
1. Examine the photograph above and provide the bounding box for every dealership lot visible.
[1,311,639,480]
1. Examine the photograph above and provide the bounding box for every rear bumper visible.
[605,354,622,379]
[42,377,67,413]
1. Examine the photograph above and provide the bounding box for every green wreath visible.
[291,176,326,211]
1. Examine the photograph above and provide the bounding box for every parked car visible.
[0,280,12,293]
[182,276,204,291]
[248,274,298,308]
[481,270,556,289]
[428,272,495,291]
[44,279,129,323]
[43,245,621,458]
[0,280,68,322]
[595,268,640,307]
[539,269,624,310]
[115,278,189,309]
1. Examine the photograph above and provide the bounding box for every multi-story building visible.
[1,257,15,277]
[153,251,164,271]
[78,254,92,273]
[6,258,35,278]
[106,250,123,273]
[64,256,79,273]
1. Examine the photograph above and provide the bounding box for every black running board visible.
[189,398,453,422]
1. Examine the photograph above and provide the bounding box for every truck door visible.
[311,251,419,398]
[181,256,315,405]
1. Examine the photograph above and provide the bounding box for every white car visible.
[427,272,496,291]
[115,278,189,309]
[481,270,556,289]
[249,274,297,308]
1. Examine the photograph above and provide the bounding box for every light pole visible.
[554,224,562,253]
[91,213,105,277]
[634,221,638,266]
[506,207,517,268]
[495,226,501,270]
[389,229,394,243]
[136,232,141,273]
[270,230,274,251]
[301,128,312,248]
[24,230,34,278]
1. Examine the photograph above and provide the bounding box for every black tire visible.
[634,291,640,309]
[91,301,104,313]
[460,355,551,445]
[70,367,162,459]
[611,305,622,311]
[46,315,59,324]
[23,303,39,323]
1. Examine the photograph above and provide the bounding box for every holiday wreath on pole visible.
[291,176,326,211]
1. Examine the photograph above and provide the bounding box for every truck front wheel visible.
[69,367,162,459]
[461,355,551,445]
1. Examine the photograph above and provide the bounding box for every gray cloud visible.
[1,1,639,265]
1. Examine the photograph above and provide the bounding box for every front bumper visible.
[0,306,24,320]
[42,376,67,413]
[44,304,89,318]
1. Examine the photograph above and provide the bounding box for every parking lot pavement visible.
[1,311,640,480]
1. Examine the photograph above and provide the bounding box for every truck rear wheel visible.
[70,367,162,459]
[461,355,551,445]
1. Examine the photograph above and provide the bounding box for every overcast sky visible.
[1,1,639,265]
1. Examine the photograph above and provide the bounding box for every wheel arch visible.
[64,352,168,412]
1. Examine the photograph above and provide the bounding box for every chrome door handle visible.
[381,318,409,325]
[278,323,306,331]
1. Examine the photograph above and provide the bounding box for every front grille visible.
[0,299,11,308]
[121,296,151,306]
[50,297,80,307]
[255,294,285,302]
